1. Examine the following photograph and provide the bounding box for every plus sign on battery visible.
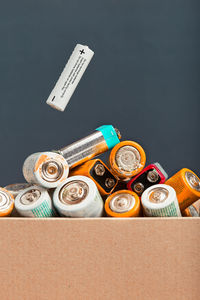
[80,49,85,54]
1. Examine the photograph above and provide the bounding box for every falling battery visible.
[127,163,168,196]
[105,190,141,217]
[69,159,118,196]
[165,168,200,211]
[57,125,121,168]
[109,141,146,181]
[46,44,94,111]
[0,188,14,217]
[53,175,104,217]
[141,184,181,217]
[23,152,69,189]
[15,185,56,217]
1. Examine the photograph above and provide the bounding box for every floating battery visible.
[105,190,141,217]
[69,159,118,196]
[23,152,69,189]
[127,163,168,196]
[165,168,200,211]
[4,183,32,198]
[53,175,104,217]
[109,141,146,181]
[15,185,56,217]
[141,184,181,217]
[0,188,14,217]
[57,125,121,168]
[46,44,94,111]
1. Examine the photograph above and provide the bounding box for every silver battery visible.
[15,185,56,217]
[46,44,94,112]
[53,175,104,217]
[57,125,121,168]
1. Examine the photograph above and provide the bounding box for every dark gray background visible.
[0,0,199,185]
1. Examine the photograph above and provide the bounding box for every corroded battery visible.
[15,185,56,217]
[57,125,121,168]
[0,188,14,217]
[69,159,118,196]
[4,183,32,198]
[141,184,181,217]
[53,175,104,217]
[127,163,168,196]
[23,152,69,189]
[109,141,146,181]
[46,44,94,111]
[105,190,141,217]
[165,168,200,211]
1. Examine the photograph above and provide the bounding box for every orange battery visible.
[105,190,141,217]
[69,159,118,196]
[109,141,146,181]
[0,188,14,217]
[182,199,200,217]
[165,168,200,211]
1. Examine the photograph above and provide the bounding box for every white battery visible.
[141,184,181,217]
[46,44,94,111]
[4,183,32,198]
[15,185,56,217]
[53,175,104,217]
[23,152,69,189]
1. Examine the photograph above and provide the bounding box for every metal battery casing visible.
[141,184,181,217]
[165,168,200,211]
[58,125,121,169]
[127,163,168,195]
[53,175,104,217]
[4,183,33,199]
[0,188,14,217]
[15,185,56,217]
[105,190,141,217]
[23,152,69,189]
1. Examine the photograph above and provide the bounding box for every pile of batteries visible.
[1,125,200,218]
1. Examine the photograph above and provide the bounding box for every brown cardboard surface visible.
[0,218,199,300]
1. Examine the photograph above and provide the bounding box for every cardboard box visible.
[0,218,199,300]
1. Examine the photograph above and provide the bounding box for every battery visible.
[104,190,141,217]
[57,125,121,168]
[23,152,69,189]
[165,168,200,211]
[182,203,199,217]
[141,184,181,217]
[0,188,14,217]
[46,44,94,112]
[69,159,118,196]
[4,183,32,198]
[127,163,168,196]
[109,141,146,181]
[53,175,104,217]
[15,185,56,217]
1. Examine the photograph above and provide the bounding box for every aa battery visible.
[182,203,199,217]
[53,175,104,217]
[46,44,94,112]
[4,183,32,198]
[0,188,14,217]
[127,162,168,196]
[15,185,56,217]
[141,184,181,217]
[23,152,69,189]
[109,141,146,181]
[57,125,121,168]
[105,190,141,217]
[69,159,118,196]
[165,168,200,211]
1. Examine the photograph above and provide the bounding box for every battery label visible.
[32,199,55,217]
[145,201,180,217]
